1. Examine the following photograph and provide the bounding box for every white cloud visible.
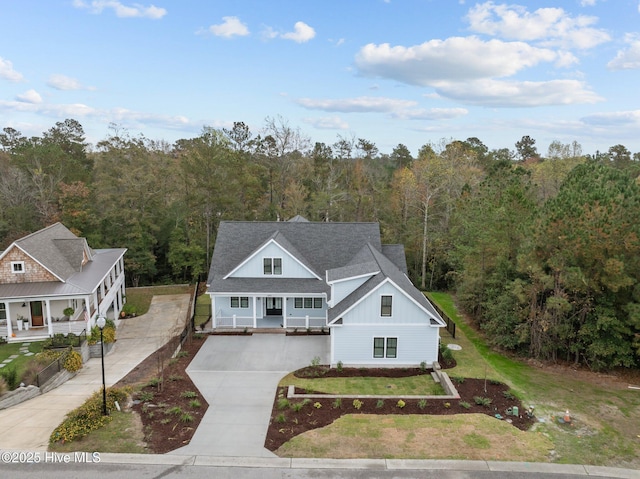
[355,37,564,86]
[0,57,24,82]
[581,110,640,126]
[302,116,350,130]
[281,21,316,43]
[16,89,43,104]
[607,34,640,70]
[436,79,602,107]
[208,16,249,38]
[47,74,95,91]
[466,2,610,49]
[296,96,467,121]
[580,0,597,6]
[73,0,166,19]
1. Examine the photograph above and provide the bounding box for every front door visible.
[265,297,282,316]
[30,301,44,327]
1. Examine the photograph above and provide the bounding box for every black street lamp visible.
[96,315,108,416]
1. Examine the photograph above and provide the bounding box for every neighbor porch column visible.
[46,299,53,336]
[5,302,12,338]
[252,296,257,329]
[282,296,287,329]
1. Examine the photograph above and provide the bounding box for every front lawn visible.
[280,372,446,396]
[124,284,193,316]
[0,341,45,387]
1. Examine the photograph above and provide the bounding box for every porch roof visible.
[208,277,328,296]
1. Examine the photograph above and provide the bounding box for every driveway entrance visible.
[171,334,329,457]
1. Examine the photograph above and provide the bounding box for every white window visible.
[313,298,323,309]
[0,303,6,321]
[380,295,392,317]
[373,337,397,358]
[230,297,249,308]
[11,261,25,274]
[263,258,282,275]
[294,297,323,309]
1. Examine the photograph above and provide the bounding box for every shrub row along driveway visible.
[171,334,330,458]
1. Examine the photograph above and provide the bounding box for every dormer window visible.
[11,261,25,274]
[380,295,392,317]
[263,258,282,275]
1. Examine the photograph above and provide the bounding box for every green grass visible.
[195,294,211,328]
[124,285,193,315]
[48,411,146,454]
[0,341,45,385]
[280,373,446,396]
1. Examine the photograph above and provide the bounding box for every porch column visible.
[5,302,12,338]
[210,296,216,329]
[85,296,92,327]
[252,296,257,328]
[282,296,287,329]
[46,299,53,336]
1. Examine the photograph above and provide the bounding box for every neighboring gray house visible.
[0,223,127,342]
[206,217,446,367]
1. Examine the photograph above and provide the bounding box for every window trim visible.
[313,298,323,309]
[11,261,25,274]
[294,298,303,308]
[0,303,6,321]
[294,297,324,309]
[380,295,393,317]
[373,336,398,359]
[263,257,283,275]
[230,296,249,308]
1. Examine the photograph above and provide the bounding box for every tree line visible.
[1,118,639,370]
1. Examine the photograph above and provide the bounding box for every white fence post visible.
[233,314,237,329]
[305,315,309,329]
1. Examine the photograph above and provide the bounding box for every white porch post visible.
[252,296,257,328]
[46,299,53,336]
[85,296,92,327]
[5,302,12,338]
[283,297,287,329]
[211,296,216,329]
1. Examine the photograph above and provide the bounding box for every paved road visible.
[0,294,190,451]
[1,455,638,479]
[170,334,330,458]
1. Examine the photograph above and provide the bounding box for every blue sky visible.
[1,0,639,156]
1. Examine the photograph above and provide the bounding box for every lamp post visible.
[96,315,108,416]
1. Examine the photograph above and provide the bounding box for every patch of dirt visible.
[114,335,209,454]
[264,370,533,452]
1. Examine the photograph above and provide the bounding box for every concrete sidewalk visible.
[0,294,191,451]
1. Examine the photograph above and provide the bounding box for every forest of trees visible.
[1,118,639,370]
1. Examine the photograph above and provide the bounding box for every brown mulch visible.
[264,371,532,452]
[115,335,209,454]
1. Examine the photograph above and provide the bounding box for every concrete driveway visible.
[171,334,329,458]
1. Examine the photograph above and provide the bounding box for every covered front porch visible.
[211,294,328,329]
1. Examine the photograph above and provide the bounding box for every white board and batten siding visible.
[330,281,440,367]
[331,274,373,305]
[228,241,316,279]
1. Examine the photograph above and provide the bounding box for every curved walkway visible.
[0,294,190,451]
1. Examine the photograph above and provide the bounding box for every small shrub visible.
[0,366,18,390]
[147,377,162,387]
[275,413,286,423]
[277,398,290,410]
[176,350,189,358]
[181,391,197,399]
[168,358,178,366]
[180,412,194,423]
[419,361,428,372]
[138,391,154,402]
[336,361,343,372]
[459,401,471,409]
[444,402,451,409]
[168,374,183,382]
[352,399,363,410]
[63,350,83,373]
[310,356,321,368]
[332,398,342,409]
[376,399,385,409]
[473,396,492,407]
[452,376,465,384]
[502,390,516,400]
[189,399,202,408]
[193,333,205,340]
[418,399,427,410]
[20,362,42,386]
[396,399,406,409]
[160,418,171,425]
[165,406,183,416]
[314,402,322,409]
[290,401,306,412]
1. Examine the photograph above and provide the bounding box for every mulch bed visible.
[264,369,533,452]
[116,335,210,454]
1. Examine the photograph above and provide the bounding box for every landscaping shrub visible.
[277,398,290,410]
[376,399,385,409]
[0,366,18,390]
[88,319,116,345]
[352,399,363,410]
[418,399,427,409]
[50,387,128,444]
[459,401,472,409]
[332,398,342,409]
[63,350,83,373]
[473,396,492,407]
[396,399,406,409]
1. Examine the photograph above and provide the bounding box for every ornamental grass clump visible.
[50,387,128,445]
